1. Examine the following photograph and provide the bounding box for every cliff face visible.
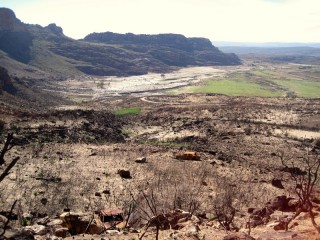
[0,8,33,63]
[83,32,241,69]
[0,8,241,77]
[0,8,26,32]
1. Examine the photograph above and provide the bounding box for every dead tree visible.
[0,133,20,236]
[0,133,20,182]
[279,148,320,233]
[212,178,236,231]
[0,133,15,165]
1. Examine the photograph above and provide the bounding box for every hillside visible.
[0,8,240,78]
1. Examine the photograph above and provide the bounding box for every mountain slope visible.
[0,8,240,77]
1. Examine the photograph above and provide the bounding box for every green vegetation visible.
[173,68,320,98]
[192,79,282,97]
[114,107,141,116]
[187,72,283,97]
[275,79,320,98]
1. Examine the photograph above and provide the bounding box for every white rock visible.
[24,224,47,235]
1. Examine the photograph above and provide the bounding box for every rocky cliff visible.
[0,8,240,77]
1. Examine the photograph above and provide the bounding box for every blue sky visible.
[1,0,319,42]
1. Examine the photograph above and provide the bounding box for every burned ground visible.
[0,94,319,239]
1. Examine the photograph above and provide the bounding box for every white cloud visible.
[1,0,319,42]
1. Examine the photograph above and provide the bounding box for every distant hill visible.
[213,41,320,48]
[218,45,320,64]
[219,46,320,57]
[0,8,240,78]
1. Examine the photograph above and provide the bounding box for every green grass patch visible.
[114,107,141,116]
[191,78,282,97]
[274,79,320,98]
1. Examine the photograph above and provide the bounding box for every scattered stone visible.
[117,169,131,179]
[271,179,284,189]
[40,198,48,205]
[135,157,147,163]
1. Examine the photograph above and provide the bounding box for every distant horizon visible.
[1,0,320,43]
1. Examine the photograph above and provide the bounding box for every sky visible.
[1,0,319,43]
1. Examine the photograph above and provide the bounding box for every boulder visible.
[23,224,47,235]
[0,214,8,228]
[59,212,102,235]
[117,169,132,179]
[183,223,200,236]
[54,227,70,238]
[3,229,34,240]
[47,219,63,226]
[269,195,296,212]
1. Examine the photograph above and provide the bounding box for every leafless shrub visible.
[128,161,209,239]
[212,177,236,231]
[278,146,320,233]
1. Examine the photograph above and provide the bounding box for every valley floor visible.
[1,62,320,239]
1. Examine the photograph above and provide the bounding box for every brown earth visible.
[1,93,320,239]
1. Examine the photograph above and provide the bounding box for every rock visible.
[223,232,256,240]
[47,219,63,226]
[59,212,102,235]
[102,189,111,195]
[87,223,104,234]
[135,157,147,163]
[40,198,48,205]
[269,195,295,212]
[184,223,200,236]
[106,229,121,235]
[0,214,8,227]
[247,208,255,214]
[23,224,47,235]
[117,169,132,179]
[54,227,70,238]
[287,199,299,212]
[289,222,299,229]
[95,192,102,197]
[311,139,320,150]
[36,216,50,225]
[271,179,284,189]
[273,220,287,231]
[22,213,33,220]
[3,229,34,240]
[266,221,279,228]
